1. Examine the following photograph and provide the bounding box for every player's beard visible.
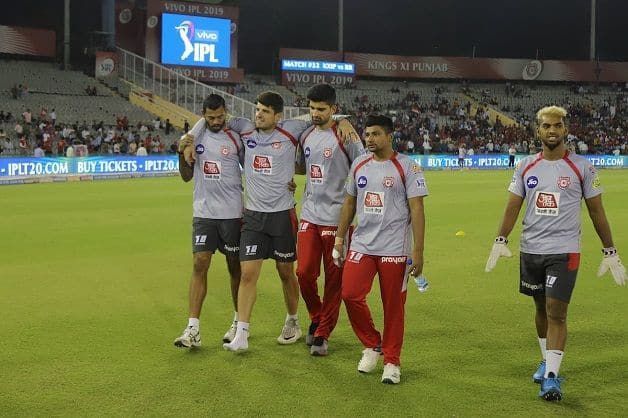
[541,136,563,151]
[207,122,224,133]
[312,116,329,126]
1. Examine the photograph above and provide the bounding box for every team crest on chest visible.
[272,141,282,149]
[323,148,333,158]
[557,176,571,190]
[221,146,230,156]
[383,176,394,188]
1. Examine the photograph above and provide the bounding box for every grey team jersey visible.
[227,117,310,213]
[299,124,365,226]
[189,122,244,219]
[346,152,428,256]
[508,151,602,254]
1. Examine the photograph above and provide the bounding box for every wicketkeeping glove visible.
[485,236,512,272]
[597,247,627,286]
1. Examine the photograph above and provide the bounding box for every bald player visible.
[295,83,364,356]
[333,114,428,384]
[485,105,626,401]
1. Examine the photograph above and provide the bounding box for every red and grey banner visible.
[344,53,628,82]
[280,48,628,82]
[0,25,56,58]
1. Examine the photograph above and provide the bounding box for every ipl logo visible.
[175,20,219,63]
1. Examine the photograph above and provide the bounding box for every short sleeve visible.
[583,161,603,199]
[227,117,255,134]
[507,159,526,197]
[189,118,205,138]
[405,161,428,199]
[347,137,366,162]
[282,119,311,139]
[345,160,359,197]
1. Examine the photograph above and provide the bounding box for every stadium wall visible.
[1,154,625,185]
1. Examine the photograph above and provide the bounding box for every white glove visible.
[597,247,627,286]
[485,236,512,272]
[332,245,346,267]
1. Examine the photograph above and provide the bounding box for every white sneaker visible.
[357,348,381,373]
[223,330,248,352]
[223,322,237,343]
[174,326,201,348]
[381,363,401,384]
[277,318,302,345]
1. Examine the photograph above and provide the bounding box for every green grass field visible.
[1,170,627,417]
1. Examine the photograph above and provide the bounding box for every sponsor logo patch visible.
[195,144,205,154]
[253,155,272,174]
[304,146,311,158]
[534,191,560,217]
[246,138,257,149]
[364,191,384,215]
[310,164,323,184]
[203,161,221,180]
[357,175,368,188]
[526,176,539,188]
[381,256,407,263]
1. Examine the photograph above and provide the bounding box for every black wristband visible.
[602,247,617,256]
[495,236,508,244]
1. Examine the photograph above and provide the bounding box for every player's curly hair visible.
[536,105,568,125]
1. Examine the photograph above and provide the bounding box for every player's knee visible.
[276,263,295,282]
[547,311,567,324]
[192,253,211,273]
[341,286,360,303]
[546,305,567,323]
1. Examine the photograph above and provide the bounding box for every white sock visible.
[545,350,564,378]
[233,312,238,323]
[188,318,199,328]
[235,321,249,337]
[538,337,547,360]
[286,313,298,322]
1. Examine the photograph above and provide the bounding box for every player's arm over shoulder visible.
[281,119,311,138]
[227,116,255,134]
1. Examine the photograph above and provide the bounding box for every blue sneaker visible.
[539,376,563,401]
[532,360,546,383]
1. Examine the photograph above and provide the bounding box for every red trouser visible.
[296,220,343,340]
[341,251,408,366]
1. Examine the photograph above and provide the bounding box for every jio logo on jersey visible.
[526,176,539,188]
[357,176,368,188]
[246,139,257,149]
[195,144,205,154]
[304,147,311,158]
